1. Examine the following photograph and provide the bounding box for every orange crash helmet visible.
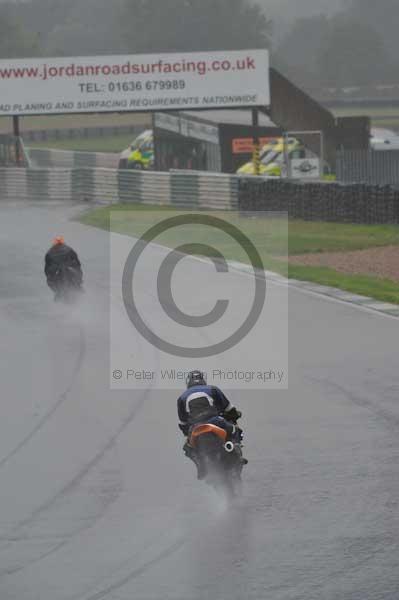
[52,235,65,246]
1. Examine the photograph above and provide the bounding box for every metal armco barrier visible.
[5,167,399,223]
[197,171,238,209]
[0,168,72,201]
[238,177,399,224]
[22,124,143,143]
[117,169,171,206]
[170,170,238,209]
[0,168,238,210]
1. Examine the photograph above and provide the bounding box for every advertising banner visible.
[0,49,270,116]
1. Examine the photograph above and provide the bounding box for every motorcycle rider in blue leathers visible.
[177,370,247,479]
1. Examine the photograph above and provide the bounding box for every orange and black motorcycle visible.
[188,420,245,495]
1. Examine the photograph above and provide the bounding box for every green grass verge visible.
[288,264,399,304]
[78,203,288,274]
[331,105,399,117]
[79,203,399,253]
[369,118,399,128]
[288,220,399,254]
[27,133,133,153]
[77,203,399,304]
[0,112,150,132]
[329,104,399,128]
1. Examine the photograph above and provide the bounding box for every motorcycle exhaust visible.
[224,441,235,453]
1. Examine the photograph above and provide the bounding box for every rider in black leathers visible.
[45,236,83,298]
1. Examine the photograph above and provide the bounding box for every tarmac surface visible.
[1,200,399,600]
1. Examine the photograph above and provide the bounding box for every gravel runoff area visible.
[289,245,399,282]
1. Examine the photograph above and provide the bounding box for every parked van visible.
[118,129,154,170]
[237,137,301,175]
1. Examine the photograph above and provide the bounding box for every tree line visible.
[0,0,397,88]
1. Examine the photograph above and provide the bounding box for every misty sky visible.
[2,0,345,20]
[258,0,344,19]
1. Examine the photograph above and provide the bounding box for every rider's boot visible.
[232,428,248,466]
[183,442,206,480]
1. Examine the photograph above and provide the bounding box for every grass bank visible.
[0,112,150,132]
[78,203,399,304]
[329,104,399,129]
[28,133,132,153]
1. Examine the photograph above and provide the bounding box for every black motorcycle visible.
[51,265,84,304]
[189,422,244,496]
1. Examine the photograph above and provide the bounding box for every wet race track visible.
[1,200,399,600]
